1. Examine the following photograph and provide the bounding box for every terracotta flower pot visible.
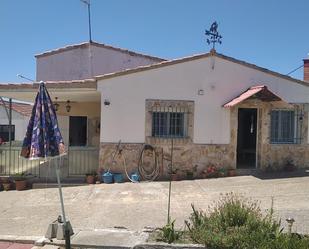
[86,175,96,184]
[228,169,236,177]
[171,173,178,181]
[15,180,27,191]
[3,182,11,191]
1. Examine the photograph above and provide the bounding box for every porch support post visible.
[9,98,12,174]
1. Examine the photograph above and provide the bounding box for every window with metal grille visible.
[270,110,299,144]
[152,112,186,138]
[0,125,15,142]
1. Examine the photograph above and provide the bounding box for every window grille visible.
[270,110,302,144]
[151,104,189,138]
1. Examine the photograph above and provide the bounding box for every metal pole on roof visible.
[81,0,92,42]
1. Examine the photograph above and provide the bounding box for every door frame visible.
[236,107,259,169]
[69,115,88,147]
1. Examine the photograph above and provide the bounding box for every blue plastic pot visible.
[102,171,113,184]
[113,173,123,183]
[131,172,140,182]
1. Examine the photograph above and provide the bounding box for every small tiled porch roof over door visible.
[223,85,288,108]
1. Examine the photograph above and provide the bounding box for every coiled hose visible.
[137,144,161,181]
[111,141,162,182]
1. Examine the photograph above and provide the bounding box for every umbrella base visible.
[45,218,74,240]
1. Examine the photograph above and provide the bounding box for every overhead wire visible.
[286,64,304,76]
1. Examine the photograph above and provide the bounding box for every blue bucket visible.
[131,172,140,182]
[102,171,113,184]
[113,173,123,183]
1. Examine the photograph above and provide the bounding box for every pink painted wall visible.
[36,43,163,81]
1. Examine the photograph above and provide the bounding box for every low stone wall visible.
[99,142,235,180]
[260,144,309,170]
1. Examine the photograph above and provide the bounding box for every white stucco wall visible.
[36,44,162,81]
[0,107,29,141]
[97,55,309,144]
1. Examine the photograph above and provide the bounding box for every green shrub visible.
[185,193,309,249]
[157,219,182,244]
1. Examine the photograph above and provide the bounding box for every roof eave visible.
[35,41,166,62]
[95,52,309,88]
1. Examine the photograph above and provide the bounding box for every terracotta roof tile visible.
[0,80,97,90]
[223,85,284,107]
[0,101,33,116]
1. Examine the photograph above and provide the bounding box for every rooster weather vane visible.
[205,21,222,50]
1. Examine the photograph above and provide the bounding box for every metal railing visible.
[0,145,99,178]
[0,146,40,176]
[68,146,99,176]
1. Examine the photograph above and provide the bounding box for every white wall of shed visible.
[0,107,29,141]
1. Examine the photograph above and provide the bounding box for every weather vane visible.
[205,21,222,50]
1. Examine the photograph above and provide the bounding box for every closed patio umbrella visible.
[21,81,71,248]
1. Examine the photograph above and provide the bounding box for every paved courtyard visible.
[1,175,309,237]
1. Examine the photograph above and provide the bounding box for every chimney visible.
[304,56,309,82]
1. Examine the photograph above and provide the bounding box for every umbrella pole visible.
[55,159,71,249]
[167,138,173,224]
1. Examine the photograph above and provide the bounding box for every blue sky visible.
[0,0,308,82]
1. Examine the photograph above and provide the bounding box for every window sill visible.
[269,142,300,145]
[146,136,192,145]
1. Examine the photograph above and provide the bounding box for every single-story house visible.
[0,43,309,179]
[96,50,309,178]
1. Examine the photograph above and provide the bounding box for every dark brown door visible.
[237,108,257,168]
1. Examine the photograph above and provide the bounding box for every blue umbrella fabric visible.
[21,82,65,159]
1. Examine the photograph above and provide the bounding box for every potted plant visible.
[227,167,237,177]
[284,158,296,172]
[204,165,218,178]
[186,169,194,180]
[218,168,227,177]
[168,165,179,181]
[0,177,11,191]
[13,173,27,191]
[86,171,97,184]
[170,168,179,181]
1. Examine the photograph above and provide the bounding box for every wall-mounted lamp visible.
[104,99,110,106]
[66,100,71,112]
[54,97,59,112]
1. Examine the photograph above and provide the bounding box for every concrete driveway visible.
[1,175,309,237]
